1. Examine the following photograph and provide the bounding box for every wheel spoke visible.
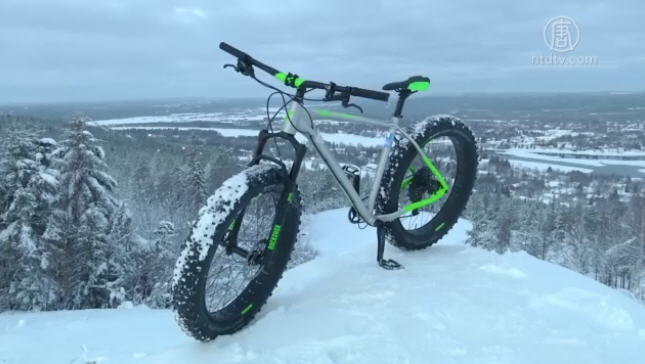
[398,135,457,231]
[203,185,282,314]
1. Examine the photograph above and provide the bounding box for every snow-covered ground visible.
[500,149,605,167]
[500,148,645,175]
[501,147,645,159]
[2,209,645,364]
[508,160,594,173]
[501,148,645,168]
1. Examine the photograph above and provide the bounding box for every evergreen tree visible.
[494,197,514,254]
[0,132,60,310]
[628,194,645,298]
[466,193,498,251]
[187,136,206,209]
[538,204,557,260]
[52,119,121,308]
[205,152,239,193]
[136,220,176,307]
[107,203,139,305]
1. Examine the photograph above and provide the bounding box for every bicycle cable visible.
[249,71,374,226]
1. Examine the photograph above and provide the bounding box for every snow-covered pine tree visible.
[537,204,558,260]
[52,118,123,309]
[628,193,645,298]
[205,151,239,193]
[160,166,186,215]
[466,193,498,251]
[638,194,645,300]
[106,203,141,305]
[494,197,514,254]
[138,220,176,307]
[187,137,206,213]
[513,200,542,256]
[0,132,60,310]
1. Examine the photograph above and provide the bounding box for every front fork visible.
[223,126,307,263]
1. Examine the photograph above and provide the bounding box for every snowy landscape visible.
[2,210,645,364]
[2,0,645,362]
[2,91,645,363]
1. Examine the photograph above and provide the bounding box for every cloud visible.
[0,0,643,102]
[174,7,207,24]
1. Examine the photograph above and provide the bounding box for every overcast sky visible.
[1,0,644,103]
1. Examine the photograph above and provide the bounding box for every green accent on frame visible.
[400,176,414,190]
[275,72,305,88]
[404,188,448,213]
[287,192,293,203]
[241,303,253,315]
[435,222,446,231]
[407,81,430,91]
[401,139,449,212]
[400,166,416,190]
[316,109,359,120]
[400,150,448,192]
[228,219,236,231]
[267,224,282,251]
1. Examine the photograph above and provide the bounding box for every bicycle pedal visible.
[347,207,362,224]
[378,258,404,270]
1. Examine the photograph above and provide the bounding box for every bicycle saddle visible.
[382,75,431,91]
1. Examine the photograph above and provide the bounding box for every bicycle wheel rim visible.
[396,133,461,235]
[203,184,283,315]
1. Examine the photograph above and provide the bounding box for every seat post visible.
[393,89,413,118]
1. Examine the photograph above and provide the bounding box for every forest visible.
[467,156,645,300]
[1,114,644,312]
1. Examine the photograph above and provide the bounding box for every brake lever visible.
[222,56,255,77]
[342,100,364,113]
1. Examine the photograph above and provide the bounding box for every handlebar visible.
[219,42,280,76]
[219,42,390,103]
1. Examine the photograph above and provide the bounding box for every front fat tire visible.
[377,115,478,250]
[171,164,301,342]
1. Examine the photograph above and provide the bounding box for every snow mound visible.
[2,209,645,364]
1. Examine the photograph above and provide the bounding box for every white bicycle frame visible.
[281,102,448,226]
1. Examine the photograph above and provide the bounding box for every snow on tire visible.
[171,164,301,341]
[377,115,478,250]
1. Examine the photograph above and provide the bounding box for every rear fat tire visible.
[377,115,478,250]
[172,164,301,342]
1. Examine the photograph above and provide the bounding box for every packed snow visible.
[500,149,605,167]
[2,209,645,364]
[508,160,594,173]
[501,148,645,168]
[502,147,645,159]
